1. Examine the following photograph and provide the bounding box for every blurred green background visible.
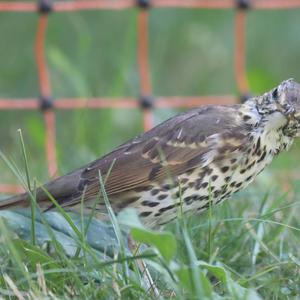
[1,7,300,188]
[1,6,300,299]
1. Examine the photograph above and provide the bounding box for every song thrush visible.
[1,79,300,228]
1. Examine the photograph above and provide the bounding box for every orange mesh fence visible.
[1,0,300,194]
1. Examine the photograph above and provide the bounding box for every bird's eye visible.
[272,88,278,100]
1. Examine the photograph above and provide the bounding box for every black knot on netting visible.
[40,95,54,111]
[37,0,53,14]
[139,95,154,109]
[236,0,251,10]
[137,0,151,9]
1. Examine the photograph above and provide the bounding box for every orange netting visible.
[1,0,300,194]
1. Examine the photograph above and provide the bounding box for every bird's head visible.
[253,79,300,137]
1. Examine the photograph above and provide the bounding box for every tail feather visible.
[0,192,29,209]
[0,169,82,211]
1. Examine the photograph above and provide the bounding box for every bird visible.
[1,79,300,228]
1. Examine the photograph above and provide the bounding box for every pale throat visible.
[260,111,294,154]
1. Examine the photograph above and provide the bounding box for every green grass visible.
[0,144,300,299]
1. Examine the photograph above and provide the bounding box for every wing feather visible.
[36,105,250,209]
[78,105,248,199]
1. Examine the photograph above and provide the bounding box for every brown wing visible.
[34,104,249,209]
[81,105,248,198]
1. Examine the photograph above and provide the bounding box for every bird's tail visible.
[0,192,29,210]
[0,170,83,211]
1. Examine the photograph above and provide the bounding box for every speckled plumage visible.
[2,79,300,228]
